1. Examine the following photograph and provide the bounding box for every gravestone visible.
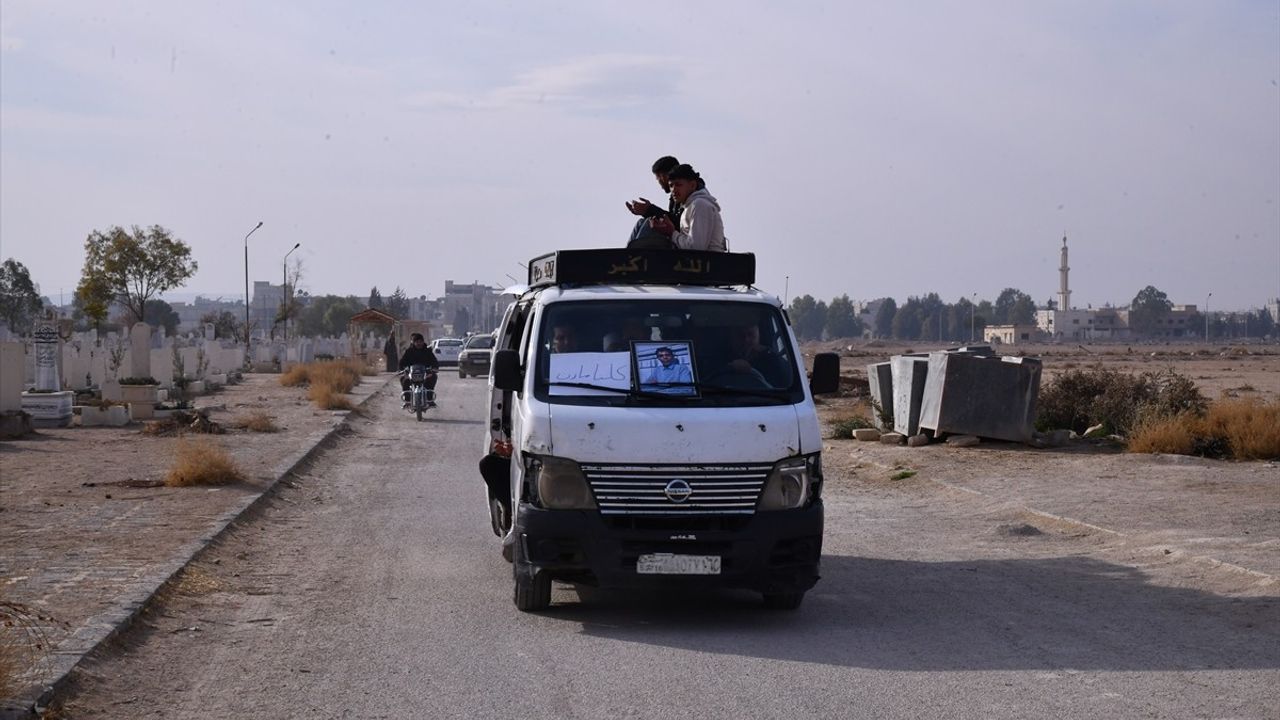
[22,317,74,427]
[31,317,62,391]
[205,323,216,341]
[129,323,152,379]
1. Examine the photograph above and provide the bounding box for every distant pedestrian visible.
[384,332,398,372]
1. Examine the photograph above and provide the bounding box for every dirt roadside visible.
[0,372,390,714]
[812,340,1280,593]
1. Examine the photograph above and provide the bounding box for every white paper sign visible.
[549,352,632,395]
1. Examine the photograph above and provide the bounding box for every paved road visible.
[59,375,1278,719]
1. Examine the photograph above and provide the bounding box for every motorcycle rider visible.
[398,332,440,407]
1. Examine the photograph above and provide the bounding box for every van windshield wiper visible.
[692,383,792,400]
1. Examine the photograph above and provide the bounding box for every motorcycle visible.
[398,364,438,421]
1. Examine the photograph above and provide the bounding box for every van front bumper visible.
[511,502,823,595]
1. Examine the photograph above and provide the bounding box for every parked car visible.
[458,333,496,378]
[431,337,464,366]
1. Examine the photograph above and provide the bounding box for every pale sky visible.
[2,1,1277,311]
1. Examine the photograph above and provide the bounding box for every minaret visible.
[1058,235,1071,311]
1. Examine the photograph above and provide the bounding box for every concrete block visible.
[0,341,24,412]
[918,351,1041,443]
[879,432,905,445]
[0,410,34,438]
[907,433,930,447]
[21,390,74,428]
[946,434,980,447]
[81,405,130,427]
[128,402,156,421]
[853,428,881,441]
[866,362,894,431]
[891,355,930,437]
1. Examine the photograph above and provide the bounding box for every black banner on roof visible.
[527,249,755,288]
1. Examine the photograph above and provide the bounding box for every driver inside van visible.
[551,323,579,353]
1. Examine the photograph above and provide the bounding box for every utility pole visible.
[243,221,263,366]
[282,243,300,343]
[1205,292,1212,342]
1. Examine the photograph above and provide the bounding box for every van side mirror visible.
[809,352,840,395]
[492,349,523,392]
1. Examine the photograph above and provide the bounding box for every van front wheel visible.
[514,570,551,611]
[762,591,804,610]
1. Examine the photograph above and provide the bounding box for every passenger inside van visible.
[717,322,792,388]
[602,316,650,351]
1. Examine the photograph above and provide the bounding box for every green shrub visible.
[1037,366,1206,437]
[830,414,875,438]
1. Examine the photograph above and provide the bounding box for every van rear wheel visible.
[514,570,551,611]
[762,591,805,610]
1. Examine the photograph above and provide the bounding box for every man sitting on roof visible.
[648,164,728,252]
[626,155,681,249]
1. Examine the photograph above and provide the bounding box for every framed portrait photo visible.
[633,341,698,396]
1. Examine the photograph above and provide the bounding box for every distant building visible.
[1035,307,1129,341]
[438,281,510,335]
[984,324,1044,345]
[1119,304,1199,338]
[251,281,284,335]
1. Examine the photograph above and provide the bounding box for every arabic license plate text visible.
[636,553,721,575]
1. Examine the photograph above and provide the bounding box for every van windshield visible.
[533,300,804,406]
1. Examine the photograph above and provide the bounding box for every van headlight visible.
[524,455,597,510]
[758,454,820,511]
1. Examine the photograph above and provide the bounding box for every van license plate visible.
[636,553,721,575]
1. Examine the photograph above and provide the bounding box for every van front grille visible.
[581,462,772,516]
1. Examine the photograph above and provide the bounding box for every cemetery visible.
[0,314,395,437]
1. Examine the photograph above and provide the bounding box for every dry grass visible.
[1128,398,1280,460]
[235,410,279,433]
[309,362,360,394]
[279,364,310,387]
[308,384,355,411]
[279,359,365,409]
[1,600,58,700]
[172,565,226,596]
[164,439,245,487]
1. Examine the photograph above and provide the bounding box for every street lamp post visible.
[282,242,301,343]
[243,221,263,365]
[970,293,978,343]
[1205,292,1212,343]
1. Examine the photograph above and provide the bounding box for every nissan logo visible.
[664,479,692,503]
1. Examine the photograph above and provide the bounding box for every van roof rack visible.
[527,249,755,289]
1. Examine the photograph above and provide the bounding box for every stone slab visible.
[891,355,929,437]
[918,351,1042,443]
[853,428,881,441]
[866,361,894,431]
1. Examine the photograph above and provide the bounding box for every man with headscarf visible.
[625,155,681,249]
[649,164,728,252]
